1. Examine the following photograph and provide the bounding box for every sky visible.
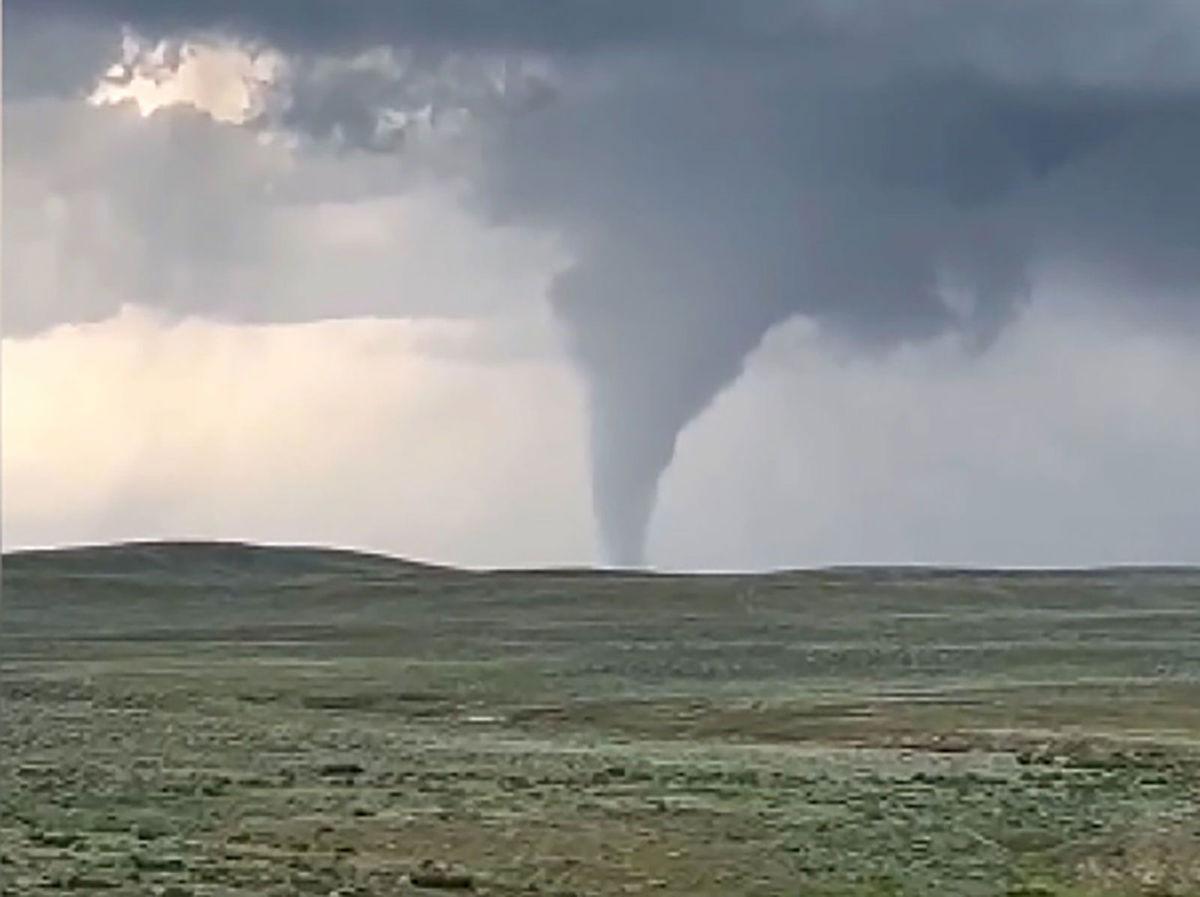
[3,1,1200,570]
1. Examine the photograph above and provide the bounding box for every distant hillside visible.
[3,539,1198,668]
[1,540,450,585]
[5,541,1198,585]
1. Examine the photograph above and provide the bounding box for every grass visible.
[2,541,1199,895]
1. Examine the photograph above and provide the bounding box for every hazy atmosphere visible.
[5,9,1200,897]
[5,0,1200,569]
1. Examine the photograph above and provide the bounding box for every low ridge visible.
[2,539,449,580]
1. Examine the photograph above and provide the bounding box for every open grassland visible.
[2,542,1199,896]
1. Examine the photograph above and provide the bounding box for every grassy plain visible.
[2,542,1199,896]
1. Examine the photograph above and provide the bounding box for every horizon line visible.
[3,537,1198,577]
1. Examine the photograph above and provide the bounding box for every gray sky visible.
[4,1,1199,569]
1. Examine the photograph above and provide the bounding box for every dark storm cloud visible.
[9,0,1200,86]
[6,1,1200,565]
[3,0,804,65]
[447,5,1200,565]
[475,62,1200,563]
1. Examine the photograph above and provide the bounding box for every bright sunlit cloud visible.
[88,31,285,124]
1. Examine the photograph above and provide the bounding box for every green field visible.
[2,542,1199,896]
